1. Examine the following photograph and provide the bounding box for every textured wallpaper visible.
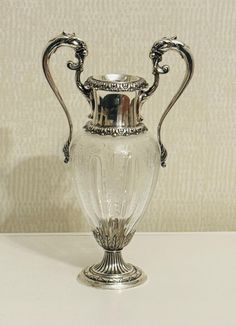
[0,0,235,232]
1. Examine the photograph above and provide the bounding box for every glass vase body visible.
[71,131,159,250]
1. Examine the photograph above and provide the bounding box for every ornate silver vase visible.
[42,32,194,289]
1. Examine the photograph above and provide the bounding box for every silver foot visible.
[78,250,147,289]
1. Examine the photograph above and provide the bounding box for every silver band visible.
[84,121,148,136]
[85,75,148,92]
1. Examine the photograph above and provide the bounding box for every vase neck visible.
[83,74,149,136]
[94,89,143,126]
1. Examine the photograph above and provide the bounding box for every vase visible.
[42,32,194,289]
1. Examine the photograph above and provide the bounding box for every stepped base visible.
[78,250,146,289]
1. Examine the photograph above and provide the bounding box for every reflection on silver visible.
[91,91,145,129]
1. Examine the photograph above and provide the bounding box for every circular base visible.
[78,264,147,290]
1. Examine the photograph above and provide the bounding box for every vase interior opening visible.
[94,73,141,83]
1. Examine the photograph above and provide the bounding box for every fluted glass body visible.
[70,131,160,246]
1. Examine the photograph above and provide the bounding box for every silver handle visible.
[42,32,90,163]
[142,36,194,167]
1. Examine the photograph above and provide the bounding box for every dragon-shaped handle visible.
[42,32,91,163]
[141,36,194,167]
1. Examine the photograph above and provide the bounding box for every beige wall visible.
[0,0,235,232]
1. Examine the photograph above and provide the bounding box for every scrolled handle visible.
[42,32,90,163]
[142,36,194,167]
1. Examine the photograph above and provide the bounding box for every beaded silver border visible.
[84,121,148,136]
[84,76,148,92]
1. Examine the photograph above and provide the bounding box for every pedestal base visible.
[78,250,147,289]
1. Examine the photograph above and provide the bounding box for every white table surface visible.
[0,232,235,325]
